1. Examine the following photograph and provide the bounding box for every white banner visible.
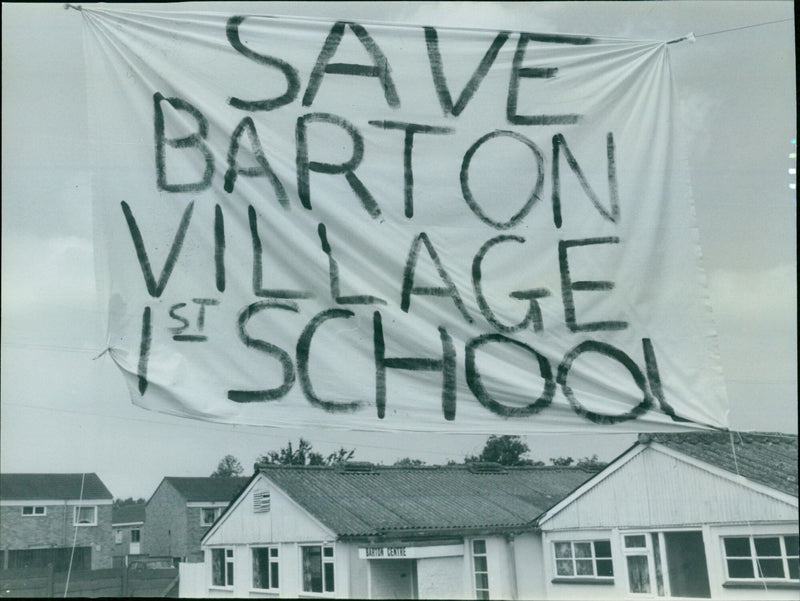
[82,7,728,432]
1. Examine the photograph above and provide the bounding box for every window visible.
[252,546,279,590]
[623,531,710,598]
[211,548,234,587]
[131,529,141,543]
[472,539,489,599]
[74,506,97,526]
[554,540,614,579]
[301,545,334,593]
[201,507,220,526]
[114,529,123,544]
[21,506,46,516]
[724,535,799,581]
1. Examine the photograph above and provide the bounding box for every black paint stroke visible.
[296,308,364,412]
[368,121,453,218]
[296,113,380,218]
[303,21,399,108]
[557,340,652,424]
[472,235,551,333]
[228,300,298,403]
[214,204,226,292]
[558,237,628,333]
[424,27,509,117]
[401,232,472,324]
[153,93,214,192]
[373,311,456,420]
[226,15,301,111]
[465,333,554,417]
[552,132,619,228]
[121,200,194,298]
[137,306,151,395]
[318,223,386,305]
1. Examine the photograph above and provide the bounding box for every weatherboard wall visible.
[541,447,798,531]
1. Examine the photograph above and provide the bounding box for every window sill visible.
[551,577,615,585]
[722,580,800,590]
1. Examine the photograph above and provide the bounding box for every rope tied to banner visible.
[64,3,82,11]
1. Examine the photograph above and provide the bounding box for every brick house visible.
[0,473,113,570]
[143,477,248,564]
[111,503,145,568]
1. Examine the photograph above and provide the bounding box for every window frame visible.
[552,539,615,582]
[200,507,220,526]
[114,529,123,544]
[210,547,235,589]
[130,528,141,543]
[251,545,280,592]
[472,538,490,599]
[73,505,97,526]
[21,506,46,517]
[300,543,335,594]
[723,535,800,583]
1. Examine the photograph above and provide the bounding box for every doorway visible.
[369,559,418,599]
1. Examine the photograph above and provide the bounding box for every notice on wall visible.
[82,7,728,432]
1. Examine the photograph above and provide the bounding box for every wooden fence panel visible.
[1,566,180,598]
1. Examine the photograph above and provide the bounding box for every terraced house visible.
[0,473,113,570]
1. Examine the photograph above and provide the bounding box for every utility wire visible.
[695,18,793,39]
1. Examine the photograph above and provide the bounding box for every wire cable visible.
[63,472,86,597]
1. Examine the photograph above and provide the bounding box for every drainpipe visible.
[506,533,518,600]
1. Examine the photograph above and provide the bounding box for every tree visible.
[211,454,244,478]
[113,497,145,509]
[550,456,575,467]
[256,439,356,467]
[576,454,608,470]
[465,435,543,466]
[393,457,426,467]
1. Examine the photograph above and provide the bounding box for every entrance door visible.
[663,531,711,598]
[370,559,418,599]
[623,531,711,598]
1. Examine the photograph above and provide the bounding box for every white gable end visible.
[542,447,797,531]
[203,474,334,546]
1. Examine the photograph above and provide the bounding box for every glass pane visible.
[270,547,279,558]
[787,558,799,580]
[653,534,664,597]
[555,542,572,559]
[754,538,781,557]
[476,590,489,600]
[596,560,614,577]
[324,562,335,592]
[574,542,592,558]
[323,546,334,557]
[212,549,224,586]
[473,540,487,555]
[576,560,594,576]
[302,547,322,592]
[627,556,651,593]
[475,573,489,589]
[785,536,799,556]
[727,559,755,579]
[594,540,611,558]
[757,559,785,579]
[724,537,752,558]
[227,563,234,586]
[252,549,268,589]
[625,535,646,548]
[556,559,574,576]
[474,556,487,572]
[271,562,279,589]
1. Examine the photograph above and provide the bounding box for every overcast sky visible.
[1,1,796,499]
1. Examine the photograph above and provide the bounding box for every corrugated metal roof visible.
[0,473,113,501]
[648,431,798,497]
[164,477,250,502]
[112,503,146,524]
[259,465,595,537]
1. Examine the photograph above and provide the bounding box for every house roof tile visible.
[647,431,798,497]
[112,503,146,524]
[259,465,595,538]
[163,477,249,502]
[0,473,113,501]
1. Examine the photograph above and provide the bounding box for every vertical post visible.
[46,563,54,598]
[121,563,130,597]
[2,549,8,569]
